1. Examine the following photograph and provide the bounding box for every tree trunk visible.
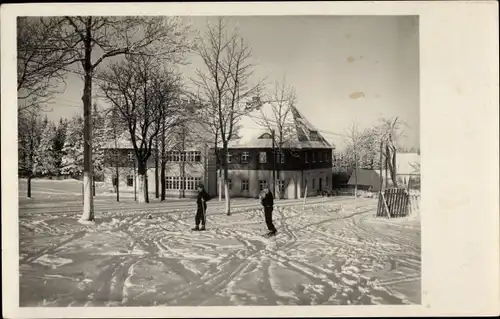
[155,141,159,199]
[385,144,398,187]
[115,166,120,202]
[137,160,148,203]
[27,174,32,198]
[391,150,398,187]
[79,18,94,224]
[160,160,166,201]
[222,144,231,215]
[218,172,222,202]
[354,152,358,199]
[379,141,384,192]
[224,167,231,216]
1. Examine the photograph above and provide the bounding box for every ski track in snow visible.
[19,197,421,306]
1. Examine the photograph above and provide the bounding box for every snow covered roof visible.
[101,131,134,149]
[396,153,420,175]
[101,121,214,151]
[226,104,332,149]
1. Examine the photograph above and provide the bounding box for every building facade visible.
[216,104,333,199]
[102,124,215,198]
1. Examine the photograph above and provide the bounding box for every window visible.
[173,176,180,189]
[194,151,201,162]
[276,151,285,164]
[312,178,316,189]
[305,152,309,163]
[241,151,250,163]
[241,179,249,191]
[127,175,133,187]
[310,131,319,141]
[194,177,201,188]
[304,179,308,189]
[127,151,134,161]
[166,151,172,161]
[259,180,268,191]
[324,151,329,162]
[326,176,329,188]
[320,151,323,162]
[228,179,232,190]
[186,177,194,190]
[312,151,316,163]
[227,152,232,163]
[166,176,173,189]
[180,177,185,190]
[259,152,267,163]
[172,151,180,162]
[180,151,186,162]
[277,179,285,192]
[259,133,272,139]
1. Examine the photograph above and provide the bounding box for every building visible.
[101,122,214,198]
[347,168,384,192]
[217,104,333,199]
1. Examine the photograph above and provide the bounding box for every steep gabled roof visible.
[226,104,331,149]
[347,168,383,192]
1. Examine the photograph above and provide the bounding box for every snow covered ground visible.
[19,198,421,307]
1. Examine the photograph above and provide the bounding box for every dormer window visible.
[258,133,272,139]
[310,130,319,141]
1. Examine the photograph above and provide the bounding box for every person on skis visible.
[260,184,277,237]
[192,183,211,231]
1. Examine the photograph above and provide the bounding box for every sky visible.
[46,15,419,151]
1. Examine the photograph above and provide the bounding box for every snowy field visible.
[19,196,421,306]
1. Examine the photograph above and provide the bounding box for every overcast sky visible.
[46,15,419,151]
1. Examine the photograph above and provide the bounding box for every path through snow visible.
[19,198,421,306]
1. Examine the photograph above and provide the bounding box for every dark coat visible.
[197,190,211,208]
[261,191,274,208]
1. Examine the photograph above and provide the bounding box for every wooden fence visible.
[376,188,410,218]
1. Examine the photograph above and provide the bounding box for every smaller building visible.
[101,126,213,198]
[347,168,384,192]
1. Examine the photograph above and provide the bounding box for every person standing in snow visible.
[192,183,211,231]
[260,184,277,236]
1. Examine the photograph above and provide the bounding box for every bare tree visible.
[375,117,407,188]
[46,16,189,223]
[17,17,77,112]
[345,122,362,198]
[98,55,184,204]
[192,18,263,216]
[251,78,298,198]
[18,108,44,198]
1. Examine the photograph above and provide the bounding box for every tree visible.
[52,117,68,175]
[357,127,382,170]
[345,122,362,198]
[193,17,263,216]
[98,55,184,204]
[17,17,78,112]
[18,108,44,197]
[61,115,84,178]
[251,78,298,199]
[33,121,58,176]
[91,103,107,184]
[374,117,407,188]
[46,16,190,223]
